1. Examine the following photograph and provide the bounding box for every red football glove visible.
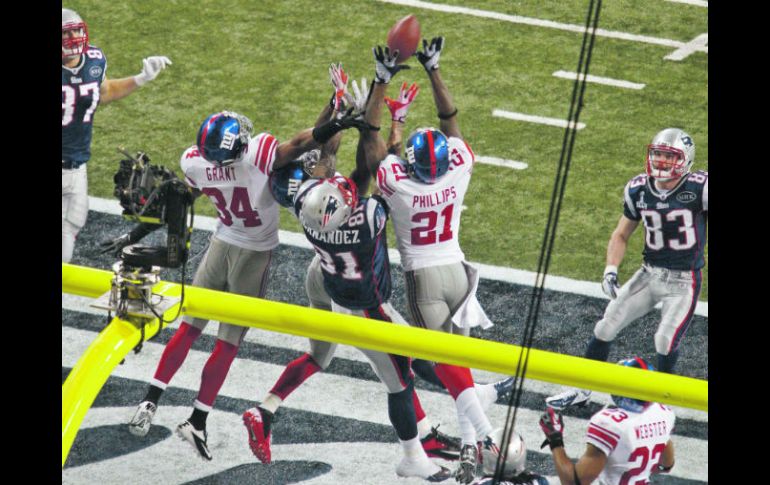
[329,63,349,112]
[539,407,565,450]
[384,82,419,122]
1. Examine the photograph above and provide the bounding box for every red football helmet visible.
[62,8,88,60]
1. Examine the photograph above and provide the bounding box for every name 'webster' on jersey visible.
[180,132,281,251]
[623,170,708,271]
[587,404,675,485]
[376,136,474,271]
[294,179,391,310]
[62,45,106,165]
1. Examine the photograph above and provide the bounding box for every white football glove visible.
[416,36,444,72]
[345,77,369,114]
[329,63,349,112]
[601,265,620,299]
[385,82,419,122]
[134,55,172,86]
[373,45,410,84]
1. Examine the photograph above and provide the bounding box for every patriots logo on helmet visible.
[321,197,340,229]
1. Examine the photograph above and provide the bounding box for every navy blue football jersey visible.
[623,171,708,270]
[62,46,107,165]
[294,180,392,310]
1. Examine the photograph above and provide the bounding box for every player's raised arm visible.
[101,56,172,104]
[416,36,461,140]
[384,82,420,156]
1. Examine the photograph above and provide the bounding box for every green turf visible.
[67,0,708,300]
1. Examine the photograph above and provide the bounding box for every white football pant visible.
[62,165,89,263]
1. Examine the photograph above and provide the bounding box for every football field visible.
[63,0,708,482]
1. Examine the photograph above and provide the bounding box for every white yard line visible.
[552,70,645,90]
[666,0,708,7]
[665,33,708,61]
[374,0,706,55]
[492,109,586,130]
[476,155,528,170]
[86,196,708,317]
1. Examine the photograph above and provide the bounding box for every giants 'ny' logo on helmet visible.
[196,111,254,167]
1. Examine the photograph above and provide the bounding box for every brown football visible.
[387,15,421,63]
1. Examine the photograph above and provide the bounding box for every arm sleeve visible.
[623,181,640,220]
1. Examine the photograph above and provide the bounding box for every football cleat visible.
[420,425,461,461]
[395,457,451,482]
[454,443,479,484]
[176,420,212,461]
[545,388,592,411]
[243,407,273,463]
[493,377,515,402]
[128,401,157,437]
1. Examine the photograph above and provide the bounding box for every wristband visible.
[312,120,344,144]
[548,434,564,450]
[437,108,458,120]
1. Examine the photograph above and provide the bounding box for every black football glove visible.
[539,407,565,450]
[373,45,410,84]
[99,233,132,257]
[312,108,378,144]
[416,36,444,72]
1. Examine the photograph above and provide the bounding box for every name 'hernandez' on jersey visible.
[376,136,474,271]
[62,45,107,165]
[623,171,708,271]
[294,179,391,310]
[180,132,281,251]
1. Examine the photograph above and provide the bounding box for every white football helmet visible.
[480,427,527,478]
[62,8,88,60]
[646,128,695,181]
[299,176,358,233]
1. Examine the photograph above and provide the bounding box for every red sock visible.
[196,339,239,407]
[270,353,322,400]
[434,363,474,399]
[411,389,427,422]
[153,322,202,384]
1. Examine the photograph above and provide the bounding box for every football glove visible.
[539,407,565,450]
[99,233,132,256]
[312,108,378,144]
[373,45,410,84]
[601,265,620,299]
[385,82,420,122]
[134,56,172,86]
[329,63,349,112]
[416,36,444,72]
[346,77,370,114]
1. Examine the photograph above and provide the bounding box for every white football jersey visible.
[376,136,475,271]
[587,404,676,485]
[180,133,281,251]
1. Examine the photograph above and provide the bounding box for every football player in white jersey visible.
[62,8,171,263]
[539,358,676,485]
[123,104,364,460]
[357,38,499,484]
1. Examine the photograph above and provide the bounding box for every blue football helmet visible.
[405,128,450,184]
[196,111,253,166]
[269,149,323,207]
[611,357,655,413]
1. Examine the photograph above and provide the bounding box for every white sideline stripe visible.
[492,109,586,130]
[664,33,708,61]
[87,196,706,317]
[666,0,708,7]
[476,155,528,170]
[61,293,708,424]
[62,326,708,484]
[552,70,645,90]
[374,0,703,51]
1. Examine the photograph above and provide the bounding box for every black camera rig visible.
[113,149,194,269]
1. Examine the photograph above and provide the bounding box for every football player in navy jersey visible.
[547,129,707,411]
[62,7,172,262]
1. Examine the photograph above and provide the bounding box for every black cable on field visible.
[493,0,603,481]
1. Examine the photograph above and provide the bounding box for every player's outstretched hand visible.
[601,268,620,299]
[385,82,419,122]
[416,36,444,72]
[346,77,370,114]
[373,45,410,84]
[99,233,132,257]
[134,56,172,86]
[539,407,565,450]
[329,63,350,112]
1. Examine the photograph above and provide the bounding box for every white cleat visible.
[545,388,592,411]
[128,401,157,437]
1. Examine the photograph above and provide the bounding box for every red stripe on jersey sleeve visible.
[587,424,618,451]
[463,140,476,163]
[377,166,394,196]
[264,136,278,175]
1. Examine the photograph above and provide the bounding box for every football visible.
[387,15,421,63]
